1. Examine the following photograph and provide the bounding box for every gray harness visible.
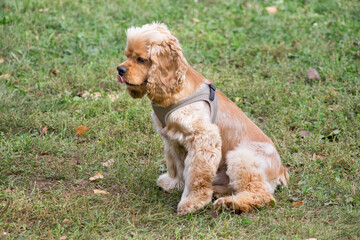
[151,84,218,127]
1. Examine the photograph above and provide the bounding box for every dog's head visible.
[117,23,188,106]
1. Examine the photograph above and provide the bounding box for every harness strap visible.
[152,84,218,128]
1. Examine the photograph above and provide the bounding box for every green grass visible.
[1,0,360,239]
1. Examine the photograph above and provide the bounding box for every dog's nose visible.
[117,66,127,76]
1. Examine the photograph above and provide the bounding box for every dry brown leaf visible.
[93,189,109,194]
[0,57,4,63]
[89,171,104,181]
[307,68,320,81]
[39,8,49,12]
[0,72,11,79]
[293,201,304,207]
[91,92,102,99]
[244,2,252,8]
[35,35,39,41]
[78,91,89,97]
[115,107,128,112]
[102,159,115,167]
[75,125,90,136]
[312,153,326,161]
[266,6,277,14]
[108,94,119,102]
[48,68,60,76]
[79,91,102,99]
[329,104,340,111]
[41,126,48,135]
[62,218,69,223]
[299,130,310,138]
[192,18,200,23]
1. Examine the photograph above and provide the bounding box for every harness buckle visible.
[209,84,216,101]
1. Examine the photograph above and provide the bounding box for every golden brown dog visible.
[117,23,289,215]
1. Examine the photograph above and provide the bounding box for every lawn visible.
[1,0,359,239]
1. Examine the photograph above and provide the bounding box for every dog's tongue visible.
[117,73,125,83]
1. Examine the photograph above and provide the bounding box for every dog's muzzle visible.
[117,66,127,83]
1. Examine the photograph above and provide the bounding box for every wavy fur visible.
[118,23,289,215]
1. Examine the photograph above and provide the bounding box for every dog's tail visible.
[279,166,290,186]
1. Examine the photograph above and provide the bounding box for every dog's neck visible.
[148,66,206,107]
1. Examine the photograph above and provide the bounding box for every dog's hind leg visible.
[214,143,279,213]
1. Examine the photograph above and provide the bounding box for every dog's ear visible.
[147,36,188,105]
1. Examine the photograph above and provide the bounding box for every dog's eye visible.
[136,57,146,63]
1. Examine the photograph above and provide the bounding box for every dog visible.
[117,23,289,215]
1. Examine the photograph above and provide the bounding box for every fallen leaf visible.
[244,2,252,8]
[322,129,341,140]
[62,218,69,223]
[266,6,277,14]
[0,72,12,79]
[89,171,104,181]
[115,107,128,112]
[35,35,39,41]
[39,8,49,12]
[328,104,340,111]
[293,201,304,207]
[307,68,320,81]
[299,130,310,138]
[48,68,60,76]
[91,92,102,99]
[107,94,119,102]
[102,159,115,167]
[41,126,48,135]
[192,18,200,23]
[0,57,4,63]
[75,125,90,136]
[78,91,89,97]
[93,189,109,194]
[329,129,340,136]
[312,153,326,161]
[330,90,338,96]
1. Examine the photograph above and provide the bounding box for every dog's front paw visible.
[177,196,212,215]
[156,173,183,192]
[177,201,202,216]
